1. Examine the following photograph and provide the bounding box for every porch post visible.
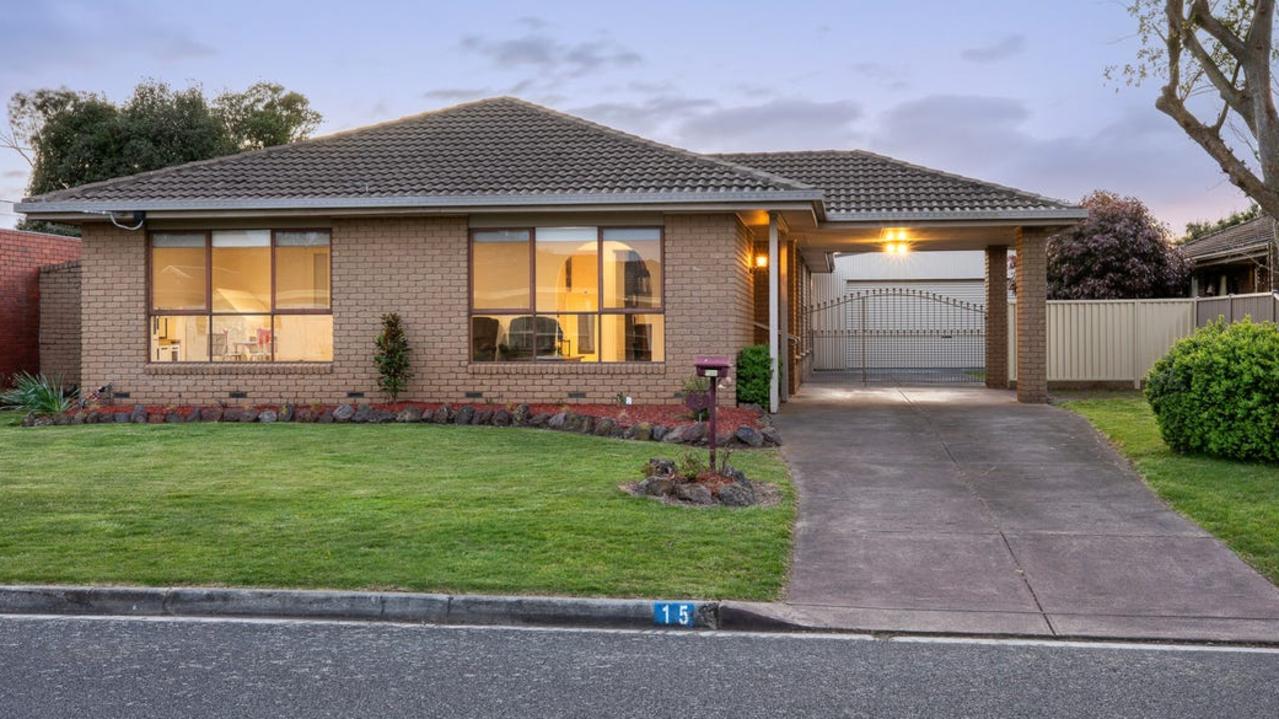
[768,212,780,413]
[984,245,1009,389]
[1015,227,1049,403]
[779,233,790,403]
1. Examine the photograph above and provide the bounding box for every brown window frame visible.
[468,225,665,364]
[146,228,334,364]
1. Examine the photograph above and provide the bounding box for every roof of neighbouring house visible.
[16,97,1084,223]
[1181,215,1274,261]
[712,150,1081,222]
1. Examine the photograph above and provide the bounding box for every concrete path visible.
[773,379,1279,642]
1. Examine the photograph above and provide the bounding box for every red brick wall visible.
[0,229,81,383]
[79,213,757,405]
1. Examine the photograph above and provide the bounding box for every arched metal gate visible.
[809,287,986,385]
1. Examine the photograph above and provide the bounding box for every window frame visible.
[146,228,334,364]
[468,225,665,364]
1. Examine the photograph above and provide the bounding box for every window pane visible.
[601,314,664,362]
[150,315,209,362]
[535,227,597,312]
[602,228,661,309]
[151,233,206,310]
[276,231,331,310]
[533,313,597,362]
[274,315,332,362]
[212,230,271,312]
[472,230,530,310]
[211,315,272,362]
[471,315,530,362]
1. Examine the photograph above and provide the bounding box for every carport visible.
[721,150,1088,409]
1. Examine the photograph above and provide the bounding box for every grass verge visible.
[0,422,792,600]
[1061,391,1279,585]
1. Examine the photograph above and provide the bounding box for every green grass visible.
[0,423,793,600]
[1061,392,1279,585]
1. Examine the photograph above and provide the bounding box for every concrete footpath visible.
[771,381,1279,644]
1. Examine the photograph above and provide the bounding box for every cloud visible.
[960,34,1026,62]
[458,32,641,78]
[864,93,1244,229]
[674,99,864,152]
[572,95,718,135]
[424,88,492,102]
[850,62,910,91]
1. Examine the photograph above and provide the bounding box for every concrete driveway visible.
[770,378,1279,642]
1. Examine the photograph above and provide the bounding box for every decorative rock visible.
[674,482,714,505]
[113,411,130,423]
[735,425,764,448]
[682,422,707,444]
[722,465,750,485]
[316,408,335,423]
[165,411,182,423]
[529,412,550,427]
[760,427,783,446]
[512,404,530,425]
[200,407,223,422]
[647,458,677,477]
[651,425,668,441]
[575,414,595,434]
[68,412,85,425]
[717,483,756,507]
[396,407,423,423]
[431,406,452,424]
[239,408,259,423]
[129,405,148,423]
[593,418,616,436]
[351,405,375,423]
[492,409,511,426]
[547,412,568,430]
[640,476,675,497]
[371,409,395,423]
[333,404,356,422]
[294,407,315,422]
[147,412,166,424]
[474,408,493,425]
[259,410,278,424]
[221,408,243,422]
[279,404,295,422]
[31,415,55,427]
[630,422,653,442]
[661,425,687,443]
[183,409,200,422]
[454,405,475,425]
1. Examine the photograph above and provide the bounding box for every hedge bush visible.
[736,345,773,408]
[1145,319,1279,462]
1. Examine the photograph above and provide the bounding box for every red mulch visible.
[76,401,764,429]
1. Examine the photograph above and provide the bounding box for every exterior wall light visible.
[755,254,768,268]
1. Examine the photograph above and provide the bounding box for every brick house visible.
[1182,215,1276,296]
[15,97,1084,409]
[0,228,80,384]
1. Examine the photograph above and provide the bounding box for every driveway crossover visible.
[772,382,1279,642]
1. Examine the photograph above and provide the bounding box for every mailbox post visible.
[694,355,732,470]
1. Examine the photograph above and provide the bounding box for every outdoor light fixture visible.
[755,254,768,268]
[881,228,912,256]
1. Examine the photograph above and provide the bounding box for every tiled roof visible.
[1181,215,1274,260]
[21,97,815,208]
[714,150,1081,221]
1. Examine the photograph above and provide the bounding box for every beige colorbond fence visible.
[1010,292,1278,387]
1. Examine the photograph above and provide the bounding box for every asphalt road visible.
[2,615,1278,718]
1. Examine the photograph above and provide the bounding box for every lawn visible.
[0,421,793,600]
[1061,392,1279,585]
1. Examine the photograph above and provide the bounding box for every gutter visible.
[819,208,1089,226]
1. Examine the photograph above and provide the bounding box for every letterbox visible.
[694,355,731,380]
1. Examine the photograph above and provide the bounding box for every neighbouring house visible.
[0,228,81,384]
[15,97,1085,410]
[1183,215,1276,296]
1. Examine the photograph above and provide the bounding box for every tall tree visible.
[1183,202,1262,241]
[4,80,321,235]
[1116,1,1279,289]
[1046,191,1189,300]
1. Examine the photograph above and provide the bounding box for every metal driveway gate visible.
[809,287,986,385]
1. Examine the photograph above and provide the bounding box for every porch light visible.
[755,253,768,268]
[883,241,911,256]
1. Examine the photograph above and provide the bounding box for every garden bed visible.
[24,400,781,447]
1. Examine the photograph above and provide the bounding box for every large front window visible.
[149,230,333,362]
[470,226,663,362]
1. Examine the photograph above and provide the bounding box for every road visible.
[1,614,1277,718]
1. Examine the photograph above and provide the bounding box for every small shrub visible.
[374,313,412,401]
[681,376,711,421]
[1145,319,1279,462]
[735,345,772,408]
[1,372,72,416]
[678,450,707,480]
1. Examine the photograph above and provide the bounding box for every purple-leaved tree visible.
[1046,191,1190,300]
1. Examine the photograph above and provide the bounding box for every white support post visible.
[768,212,780,413]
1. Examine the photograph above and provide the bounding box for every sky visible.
[0,0,1255,232]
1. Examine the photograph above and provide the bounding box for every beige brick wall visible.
[984,245,1008,390]
[1015,227,1049,403]
[79,213,756,406]
[38,260,81,387]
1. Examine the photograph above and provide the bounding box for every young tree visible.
[1046,191,1189,299]
[374,313,413,401]
[1116,1,1279,288]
